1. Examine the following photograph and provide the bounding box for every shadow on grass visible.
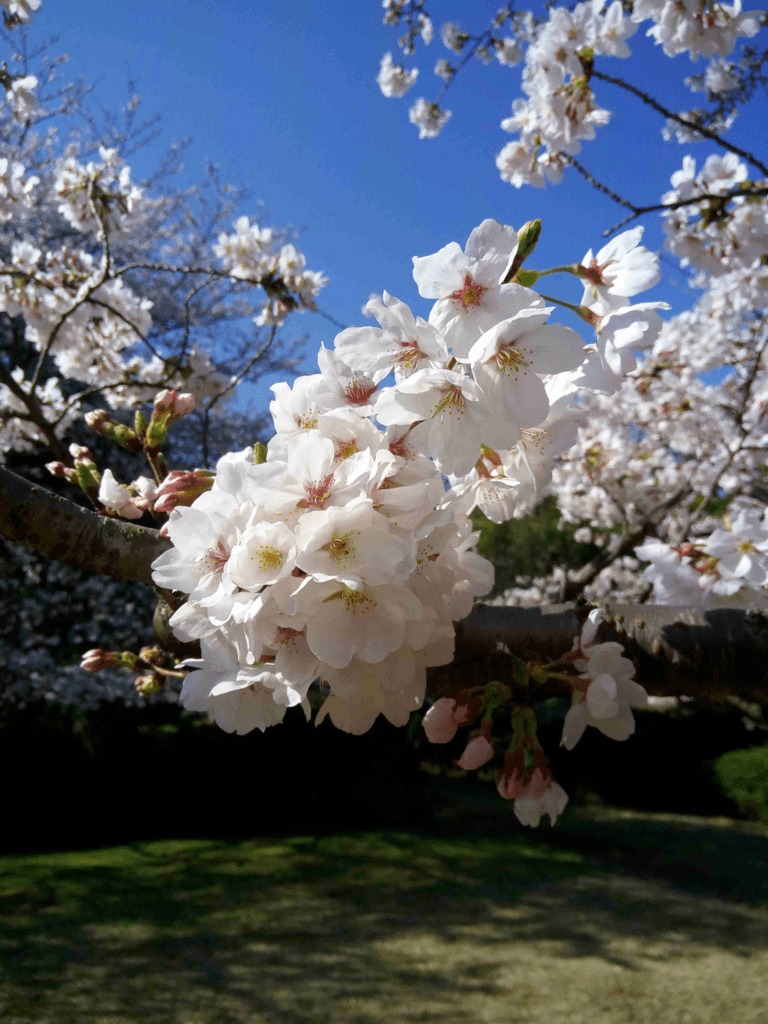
[1,802,767,1023]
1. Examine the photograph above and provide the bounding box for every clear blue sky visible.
[32,0,768,405]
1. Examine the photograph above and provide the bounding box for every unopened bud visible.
[138,645,164,666]
[153,468,214,514]
[85,409,141,453]
[46,461,76,482]
[134,672,163,697]
[505,219,542,282]
[457,735,494,771]
[75,463,100,501]
[71,448,101,502]
[69,443,94,462]
[145,390,195,449]
[81,648,117,673]
[153,389,195,423]
[134,408,148,440]
[81,649,138,673]
[254,441,268,465]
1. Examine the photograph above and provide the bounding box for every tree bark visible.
[438,602,768,702]
[3,467,768,700]
[0,467,169,586]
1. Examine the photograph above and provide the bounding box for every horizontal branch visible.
[0,467,169,586]
[2,469,767,700]
[431,602,768,702]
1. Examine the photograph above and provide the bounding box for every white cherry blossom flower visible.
[413,219,539,354]
[377,53,419,97]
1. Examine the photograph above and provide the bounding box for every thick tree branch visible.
[3,470,767,700]
[431,601,768,702]
[0,467,169,585]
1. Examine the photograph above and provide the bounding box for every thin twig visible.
[592,68,768,177]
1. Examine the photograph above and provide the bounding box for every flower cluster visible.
[379,1,764,189]
[420,608,646,826]
[561,609,647,747]
[662,153,768,276]
[497,2,634,188]
[213,215,328,325]
[0,157,38,222]
[637,507,768,607]
[507,148,768,609]
[377,52,419,98]
[54,146,143,237]
[153,217,661,740]
[633,0,760,60]
[1,0,40,27]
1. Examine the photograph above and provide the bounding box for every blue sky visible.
[32,0,768,406]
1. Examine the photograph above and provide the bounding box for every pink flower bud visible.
[82,649,138,673]
[457,735,494,771]
[526,766,550,799]
[496,748,526,800]
[153,389,195,423]
[81,649,117,673]
[68,444,93,461]
[46,461,73,480]
[134,672,162,697]
[153,469,214,514]
[422,697,460,743]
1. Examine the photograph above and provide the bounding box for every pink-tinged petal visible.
[422,697,460,743]
[560,704,588,750]
[457,735,494,770]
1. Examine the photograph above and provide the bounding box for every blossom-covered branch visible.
[0,466,168,585]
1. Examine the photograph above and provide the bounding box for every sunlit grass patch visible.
[1,813,767,1024]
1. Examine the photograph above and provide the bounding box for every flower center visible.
[341,586,374,612]
[582,256,616,287]
[254,545,283,572]
[326,530,357,564]
[335,439,358,461]
[389,435,412,458]
[495,345,528,375]
[521,427,548,452]
[448,273,488,311]
[203,539,229,574]
[432,384,465,417]
[276,626,302,646]
[344,377,377,406]
[297,473,334,510]
[395,341,423,370]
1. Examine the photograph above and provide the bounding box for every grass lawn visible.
[1,802,767,1024]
